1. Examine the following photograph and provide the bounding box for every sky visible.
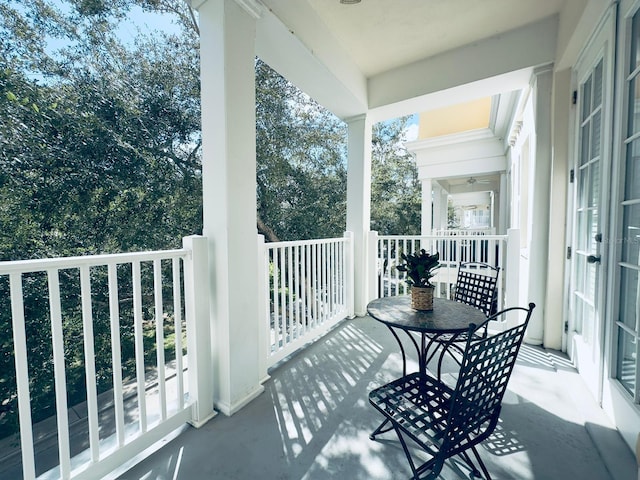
[404,117,419,141]
[43,1,420,141]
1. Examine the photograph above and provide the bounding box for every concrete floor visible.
[110,315,636,480]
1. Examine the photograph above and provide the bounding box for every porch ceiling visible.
[257,0,569,120]
[305,0,565,78]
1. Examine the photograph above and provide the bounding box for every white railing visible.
[0,236,213,480]
[260,233,354,369]
[369,230,521,329]
[432,228,496,236]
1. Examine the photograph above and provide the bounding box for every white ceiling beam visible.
[256,1,368,119]
[367,15,558,121]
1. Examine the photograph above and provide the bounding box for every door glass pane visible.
[593,60,603,108]
[627,77,640,136]
[632,12,640,71]
[626,140,640,200]
[581,123,591,165]
[589,209,598,252]
[578,167,588,208]
[582,76,592,122]
[590,162,600,208]
[577,211,586,250]
[619,267,639,330]
[576,254,586,294]
[591,111,601,161]
[587,261,597,299]
[622,204,640,264]
[617,328,637,395]
[575,292,584,334]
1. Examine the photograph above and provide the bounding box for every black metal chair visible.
[453,262,500,316]
[369,303,535,480]
[422,262,501,369]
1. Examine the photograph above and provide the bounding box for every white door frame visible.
[567,5,616,402]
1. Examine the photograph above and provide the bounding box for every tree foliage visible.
[256,60,348,241]
[370,118,421,235]
[0,0,202,260]
[0,0,420,441]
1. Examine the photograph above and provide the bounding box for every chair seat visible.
[369,372,488,455]
[369,372,452,450]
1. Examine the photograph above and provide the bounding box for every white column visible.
[441,188,449,230]
[199,0,263,415]
[525,65,553,345]
[544,68,571,350]
[346,114,372,316]
[421,178,433,235]
[432,183,444,231]
[498,173,508,234]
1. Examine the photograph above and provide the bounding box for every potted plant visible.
[396,249,441,311]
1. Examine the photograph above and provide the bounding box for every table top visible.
[367,296,487,334]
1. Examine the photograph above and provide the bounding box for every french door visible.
[569,10,615,399]
[609,0,640,432]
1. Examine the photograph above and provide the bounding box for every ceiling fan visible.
[466,177,491,186]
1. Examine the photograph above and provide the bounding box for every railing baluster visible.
[279,248,288,347]
[47,269,72,478]
[153,259,167,421]
[323,242,328,323]
[9,273,36,480]
[80,264,100,462]
[287,245,294,340]
[311,243,320,327]
[271,249,279,350]
[294,245,301,336]
[132,261,148,433]
[172,258,184,410]
[108,263,126,447]
[301,245,308,332]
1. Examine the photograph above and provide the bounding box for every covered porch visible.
[1,313,635,479]
[86,316,640,479]
[3,0,640,477]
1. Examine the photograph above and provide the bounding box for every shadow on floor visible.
[114,316,634,480]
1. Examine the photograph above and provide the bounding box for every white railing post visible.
[256,235,270,383]
[506,228,521,328]
[367,231,379,302]
[9,273,36,480]
[344,231,355,318]
[182,235,216,427]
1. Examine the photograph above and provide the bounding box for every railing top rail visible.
[376,234,508,241]
[0,248,189,275]
[265,237,347,249]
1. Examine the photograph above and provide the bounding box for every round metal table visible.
[367,296,487,377]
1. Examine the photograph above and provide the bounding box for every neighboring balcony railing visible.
[0,236,213,480]
[368,230,521,330]
[259,233,355,371]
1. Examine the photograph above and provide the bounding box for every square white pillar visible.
[346,114,372,314]
[199,0,263,415]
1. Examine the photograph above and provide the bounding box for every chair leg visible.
[391,424,445,480]
[469,445,492,480]
[370,418,393,440]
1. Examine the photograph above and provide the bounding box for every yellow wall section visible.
[418,97,491,139]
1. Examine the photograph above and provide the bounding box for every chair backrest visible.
[453,262,500,316]
[442,303,535,457]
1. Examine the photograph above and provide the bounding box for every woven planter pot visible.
[411,286,434,311]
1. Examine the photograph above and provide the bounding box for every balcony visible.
[116,317,634,480]
[0,233,635,479]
